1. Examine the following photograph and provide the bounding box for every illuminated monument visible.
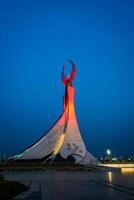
[14,61,97,165]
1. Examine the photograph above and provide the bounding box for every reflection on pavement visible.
[107,171,113,183]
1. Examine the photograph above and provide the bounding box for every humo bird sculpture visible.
[13,60,97,165]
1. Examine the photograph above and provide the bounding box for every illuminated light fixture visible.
[106,149,111,155]
[15,153,24,158]
[112,157,117,161]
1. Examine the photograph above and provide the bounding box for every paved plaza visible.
[2,170,134,200]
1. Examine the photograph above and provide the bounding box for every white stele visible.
[13,61,97,165]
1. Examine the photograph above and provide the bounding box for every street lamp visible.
[106,149,111,156]
[106,149,112,162]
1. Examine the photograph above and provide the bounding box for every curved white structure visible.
[13,61,97,165]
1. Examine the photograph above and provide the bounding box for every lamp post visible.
[106,149,112,162]
[106,149,111,156]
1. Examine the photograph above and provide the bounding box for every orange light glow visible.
[121,168,134,174]
[69,104,74,116]
[99,164,134,168]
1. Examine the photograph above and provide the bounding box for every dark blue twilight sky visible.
[0,0,134,157]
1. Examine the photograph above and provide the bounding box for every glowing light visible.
[98,163,134,168]
[106,149,111,155]
[69,104,74,116]
[15,153,24,158]
[108,172,113,182]
[53,133,65,155]
[112,157,117,161]
[121,168,134,174]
